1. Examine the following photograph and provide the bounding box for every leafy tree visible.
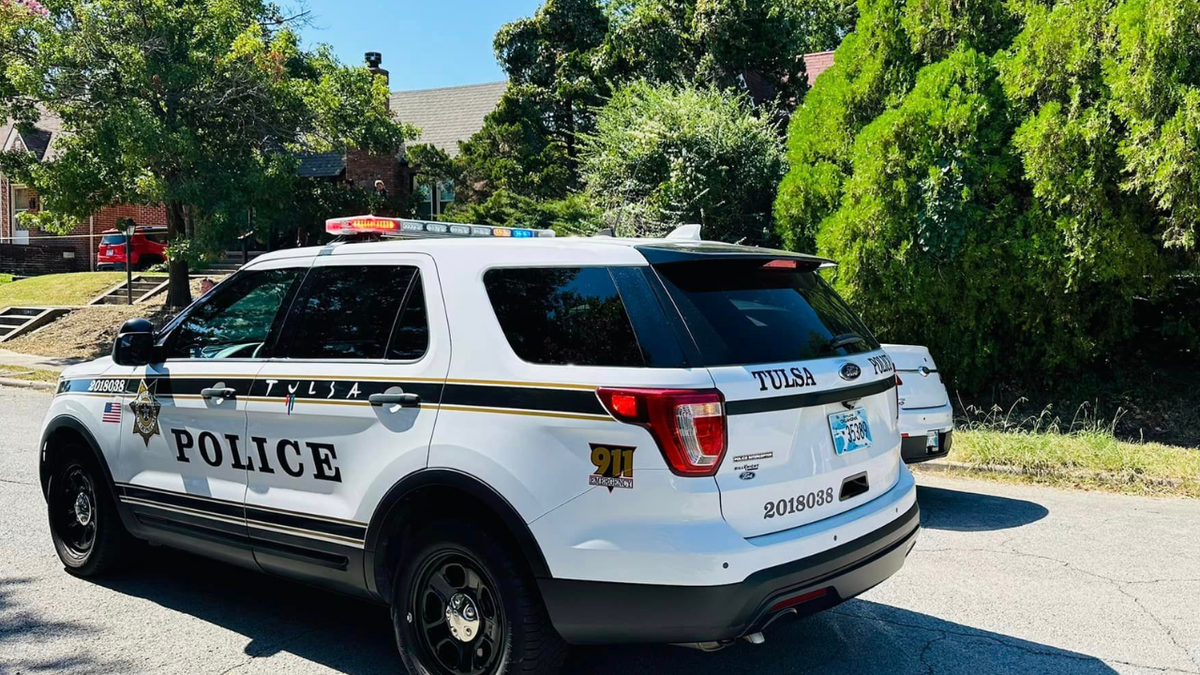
[444,190,601,235]
[606,0,857,108]
[0,0,413,307]
[455,0,610,202]
[774,0,1193,390]
[454,0,856,213]
[581,81,785,243]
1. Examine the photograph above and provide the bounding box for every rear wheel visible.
[391,521,566,675]
[47,450,131,577]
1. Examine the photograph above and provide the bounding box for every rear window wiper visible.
[827,333,864,352]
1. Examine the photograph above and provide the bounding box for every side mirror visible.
[113,318,155,366]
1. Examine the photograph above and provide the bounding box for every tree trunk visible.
[165,200,192,309]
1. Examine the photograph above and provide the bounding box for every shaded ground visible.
[2,386,1197,674]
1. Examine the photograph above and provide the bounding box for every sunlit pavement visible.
[2,384,1197,675]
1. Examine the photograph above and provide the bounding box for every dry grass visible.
[3,278,208,360]
[916,417,1200,497]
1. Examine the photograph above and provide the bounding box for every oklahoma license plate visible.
[829,408,873,455]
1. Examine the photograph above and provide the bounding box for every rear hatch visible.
[883,344,948,409]
[645,247,901,538]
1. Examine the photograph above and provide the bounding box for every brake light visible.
[596,388,727,476]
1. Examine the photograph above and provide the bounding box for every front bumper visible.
[538,500,920,645]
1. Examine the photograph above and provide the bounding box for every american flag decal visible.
[102,401,122,424]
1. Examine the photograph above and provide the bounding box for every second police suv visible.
[39,216,920,675]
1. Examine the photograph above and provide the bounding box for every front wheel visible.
[391,521,566,675]
[47,451,131,577]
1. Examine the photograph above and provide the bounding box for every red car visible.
[96,227,168,271]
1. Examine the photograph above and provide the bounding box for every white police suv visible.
[39,216,919,674]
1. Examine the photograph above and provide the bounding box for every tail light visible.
[596,388,727,476]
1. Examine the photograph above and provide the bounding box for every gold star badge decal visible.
[128,379,162,447]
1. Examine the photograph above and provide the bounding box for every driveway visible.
[1,385,1197,674]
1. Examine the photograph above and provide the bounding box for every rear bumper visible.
[902,429,954,464]
[538,500,920,645]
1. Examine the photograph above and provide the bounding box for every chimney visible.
[365,52,389,86]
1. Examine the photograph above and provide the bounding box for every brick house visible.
[0,116,169,275]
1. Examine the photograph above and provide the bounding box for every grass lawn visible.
[0,273,12,285]
[0,366,61,383]
[0,272,125,307]
[920,429,1200,499]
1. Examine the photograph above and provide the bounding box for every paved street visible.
[1,384,1197,675]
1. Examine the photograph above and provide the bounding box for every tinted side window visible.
[484,267,645,367]
[387,275,429,361]
[165,268,302,360]
[284,265,418,360]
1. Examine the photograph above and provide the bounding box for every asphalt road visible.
[2,385,1198,675]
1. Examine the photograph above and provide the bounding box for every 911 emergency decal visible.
[129,380,162,446]
[589,443,635,491]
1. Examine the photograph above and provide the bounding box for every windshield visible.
[100,234,126,246]
[653,259,880,367]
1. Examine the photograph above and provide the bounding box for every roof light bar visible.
[325,215,555,240]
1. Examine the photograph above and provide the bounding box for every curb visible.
[0,377,56,392]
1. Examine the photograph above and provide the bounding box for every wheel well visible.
[39,419,113,499]
[369,478,551,602]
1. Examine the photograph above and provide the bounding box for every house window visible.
[12,185,38,221]
[10,185,37,244]
[412,178,455,220]
[438,180,455,215]
[416,183,434,220]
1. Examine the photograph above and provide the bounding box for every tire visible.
[391,520,567,675]
[46,448,132,577]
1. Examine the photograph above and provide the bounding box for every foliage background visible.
[774,0,1200,390]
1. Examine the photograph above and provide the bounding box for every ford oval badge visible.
[738,471,756,481]
[840,363,861,381]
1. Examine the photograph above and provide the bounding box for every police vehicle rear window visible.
[484,267,647,368]
[283,265,427,360]
[653,259,880,367]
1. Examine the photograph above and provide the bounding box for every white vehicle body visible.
[882,344,954,464]
[38,222,919,664]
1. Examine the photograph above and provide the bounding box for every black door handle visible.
[201,387,237,400]
[369,392,421,408]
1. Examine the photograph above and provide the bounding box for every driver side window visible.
[163,268,303,360]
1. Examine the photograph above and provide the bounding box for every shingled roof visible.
[390,81,507,157]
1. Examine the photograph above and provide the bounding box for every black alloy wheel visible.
[411,551,507,675]
[50,461,99,561]
[47,450,132,577]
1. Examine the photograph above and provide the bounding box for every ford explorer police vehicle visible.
[39,216,919,675]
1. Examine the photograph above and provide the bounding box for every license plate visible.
[829,408,872,455]
[927,431,940,450]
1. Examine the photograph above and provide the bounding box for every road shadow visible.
[86,549,1113,674]
[917,485,1049,532]
[0,576,136,674]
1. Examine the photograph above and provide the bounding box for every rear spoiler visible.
[635,242,835,268]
